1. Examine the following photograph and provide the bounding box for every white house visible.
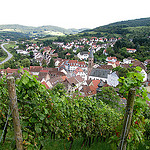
[72,67,87,81]
[107,72,119,87]
[77,51,89,60]
[126,48,136,53]
[16,50,29,55]
[123,58,132,64]
[64,60,87,72]
[141,69,147,82]
[106,57,117,62]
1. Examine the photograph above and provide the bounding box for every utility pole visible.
[7,76,23,150]
[118,88,136,150]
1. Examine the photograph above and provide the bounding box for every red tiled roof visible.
[92,80,100,88]
[81,85,96,96]
[67,77,78,85]
[66,53,71,55]
[75,75,84,82]
[74,67,83,74]
[41,81,49,89]
[107,57,117,60]
[6,68,18,74]
[30,66,43,72]
[126,48,136,51]
[68,60,78,63]
[40,70,49,73]
[61,76,68,81]
[98,65,113,70]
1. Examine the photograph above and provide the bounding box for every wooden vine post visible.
[7,76,23,150]
[118,88,136,150]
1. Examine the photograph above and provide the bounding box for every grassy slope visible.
[0,24,88,37]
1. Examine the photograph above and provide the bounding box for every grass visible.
[42,137,112,150]
[0,44,8,62]
[0,132,149,150]
[3,42,16,50]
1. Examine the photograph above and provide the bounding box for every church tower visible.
[87,47,94,80]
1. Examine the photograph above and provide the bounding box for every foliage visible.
[50,83,66,96]
[97,87,121,109]
[0,47,7,58]
[0,67,149,149]
[112,66,135,78]
[21,58,30,67]
[47,58,55,68]
[118,66,149,149]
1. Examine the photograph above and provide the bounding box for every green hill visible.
[104,17,150,27]
[81,17,150,38]
[0,24,88,39]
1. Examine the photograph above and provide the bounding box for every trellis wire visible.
[0,99,17,143]
[0,107,11,143]
[120,113,129,150]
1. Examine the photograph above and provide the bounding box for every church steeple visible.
[87,47,94,80]
[89,47,94,58]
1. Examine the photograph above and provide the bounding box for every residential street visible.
[0,43,13,65]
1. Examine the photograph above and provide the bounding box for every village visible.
[0,36,150,99]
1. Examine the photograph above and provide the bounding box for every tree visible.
[4,62,10,69]
[48,58,55,68]
[29,51,34,58]
[106,46,114,56]
[147,63,150,72]
[41,59,47,68]
[21,58,30,67]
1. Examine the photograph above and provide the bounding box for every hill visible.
[104,17,150,27]
[81,17,150,38]
[0,24,88,38]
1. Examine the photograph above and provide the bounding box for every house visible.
[107,72,119,87]
[51,53,58,58]
[63,76,84,93]
[73,47,78,53]
[80,85,97,97]
[144,59,150,66]
[80,79,100,97]
[66,52,71,56]
[16,50,29,55]
[30,66,43,75]
[131,60,146,70]
[98,65,113,70]
[89,80,100,89]
[54,58,65,67]
[64,60,78,72]
[107,62,117,68]
[78,61,87,71]
[89,68,111,82]
[126,48,136,53]
[141,69,147,82]
[123,58,133,64]
[103,49,108,55]
[49,76,64,88]
[37,71,50,82]
[106,57,117,62]
[77,51,89,60]
[48,68,65,78]
[72,67,87,80]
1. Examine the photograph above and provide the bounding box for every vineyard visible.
[0,68,150,150]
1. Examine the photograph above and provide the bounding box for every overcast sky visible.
[0,0,150,29]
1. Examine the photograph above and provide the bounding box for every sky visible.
[0,0,150,29]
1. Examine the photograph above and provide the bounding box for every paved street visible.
[0,43,13,65]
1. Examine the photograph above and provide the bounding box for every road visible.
[0,43,13,65]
